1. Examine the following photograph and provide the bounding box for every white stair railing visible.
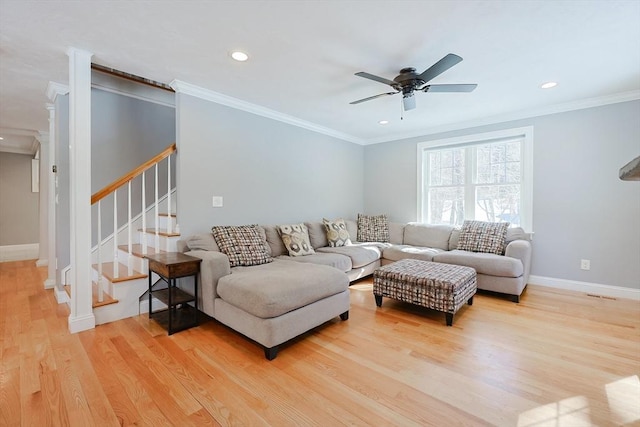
[113,189,119,279]
[90,143,177,304]
[97,200,104,303]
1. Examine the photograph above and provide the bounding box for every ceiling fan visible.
[350,53,477,111]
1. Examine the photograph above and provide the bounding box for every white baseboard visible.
[36,259,48,267]
[529,275,640,301]
[0,244,39,262]
[44,278,56,289]
[54,286,69,304]
[68,313,95,333]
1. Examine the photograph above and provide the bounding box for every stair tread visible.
[140,228,180,237]
[118,244,166,258]
[94,262,147,282]
[63,284,119,308]
[158,213,177,218]
[92,281,119,308]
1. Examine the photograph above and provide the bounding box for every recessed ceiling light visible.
[230,51,249,62]
[378,120,389,125]
[540,81,557,89]
[0,137,4,140]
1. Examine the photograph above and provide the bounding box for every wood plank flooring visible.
[1,260,639,426]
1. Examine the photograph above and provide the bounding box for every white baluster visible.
[142,171,147,255]
[155,164,159,251]
[113,189,119,279]
[167,155,172,234]
[97,200,104,303]
[127,180,133,275]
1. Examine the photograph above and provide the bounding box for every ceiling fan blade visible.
[350,91,398,105]
[423,84,478,93]
[354,72,397,87]
[418,53,463,83]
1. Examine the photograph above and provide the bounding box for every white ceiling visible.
[1,0,639,154]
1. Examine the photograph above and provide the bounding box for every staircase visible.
[66,143,181,325]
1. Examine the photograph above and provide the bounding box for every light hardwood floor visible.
[1,260,639,426]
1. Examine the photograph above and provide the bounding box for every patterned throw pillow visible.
[322,218,352,247]
[357,213,390,243]
[457,220,510,255]
[211,225,273,267]
[277,223,315,257]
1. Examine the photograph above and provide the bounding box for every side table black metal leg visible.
[148,272,152,319]
[194,275,198,327]
[168,277,173,335]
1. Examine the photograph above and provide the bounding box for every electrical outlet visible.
[580,259,591,270]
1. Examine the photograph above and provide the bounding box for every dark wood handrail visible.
[91,143,176,205]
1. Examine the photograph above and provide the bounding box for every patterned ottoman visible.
[373,259,477,326]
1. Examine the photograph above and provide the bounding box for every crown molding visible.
[46,81,69,102]
[365,90,640,145]
[170,79,365,145]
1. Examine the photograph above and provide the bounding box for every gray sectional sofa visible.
[178,219,532,359]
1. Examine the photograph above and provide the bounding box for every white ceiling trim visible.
[170,79,366,145]
[365,90,640,145]
[46,81,69,102]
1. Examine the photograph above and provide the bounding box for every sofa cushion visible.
[212,225,273,267]
[403,223,453,250]
[457,220,509,255]
[276,252,352,273]
[388,222,406,244]
[322,218,352,247]
[433,250,523,277]
[262,224,286,257]
[317,243,382,268]
[185,233,219,252]
[382,245,445,262]
[278,223,315,257]
[305,221,329,249]
[357,213,389,242]
[217,260,349,318]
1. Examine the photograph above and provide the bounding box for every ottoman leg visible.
[468,296,474,306]
[374,295,383,307]
[445,313,454,326]
[340,311,349,321]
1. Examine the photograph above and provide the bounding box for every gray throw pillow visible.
[323,218,352,247]
[277,223,315,257]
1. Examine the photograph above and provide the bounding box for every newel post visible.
[67,47,95,333]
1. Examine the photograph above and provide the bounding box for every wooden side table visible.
[145,252,202,335]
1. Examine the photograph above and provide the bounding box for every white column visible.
[67,47,95,333]
[46,83,69,302]
[36,133,49,269]
[44,106,57,290]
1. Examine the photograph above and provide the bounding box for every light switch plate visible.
[212,196,223,207]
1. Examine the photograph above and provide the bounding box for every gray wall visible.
[364,100,640,289]
[0,152,39,245]
[91,88,176,244]
[175,93,364,237]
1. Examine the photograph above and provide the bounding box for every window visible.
[417,127,533,231]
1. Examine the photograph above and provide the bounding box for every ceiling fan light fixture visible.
[540,81,557,89]
[230,51,249,62]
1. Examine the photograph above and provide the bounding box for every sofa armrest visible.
[505,240,532,283]
[185,250,231,318]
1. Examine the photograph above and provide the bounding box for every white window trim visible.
[417,126,534,232]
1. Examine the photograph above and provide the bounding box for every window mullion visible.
[465,146,475,221]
